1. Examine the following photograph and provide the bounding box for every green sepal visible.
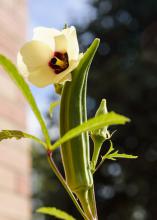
[49,100,60,118]
[54,83,63,95]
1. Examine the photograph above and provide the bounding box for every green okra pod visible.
[60,39,100,219]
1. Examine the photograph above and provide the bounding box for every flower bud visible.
[91,99,110,141]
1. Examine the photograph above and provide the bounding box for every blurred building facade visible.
[0,1,31,220]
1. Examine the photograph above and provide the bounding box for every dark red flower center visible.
[48,52,69,74]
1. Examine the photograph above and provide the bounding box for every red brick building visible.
[0,1,31,220]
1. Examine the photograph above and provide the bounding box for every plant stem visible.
[76,189,94,220]
[94,159,105,174]
[91,138,104,173]
[47,151,89,220]
[88,186,98,219]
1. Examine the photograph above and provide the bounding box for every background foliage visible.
[32,0,157,219]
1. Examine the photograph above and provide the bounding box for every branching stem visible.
[47,151,89,220]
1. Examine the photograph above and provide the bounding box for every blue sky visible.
[27,0,96,135]
[28,0,96,30]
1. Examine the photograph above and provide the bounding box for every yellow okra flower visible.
[17,26,80,87]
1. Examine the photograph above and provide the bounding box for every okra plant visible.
[0,26,137,220]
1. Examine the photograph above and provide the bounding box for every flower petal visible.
[19,40,52,72]
[62,26,79,60]
[56,60,79,84]
[24,57,80,87]
[58,73,72,83]
[28,65,56,87]
[33,27,61,50]
[54,34,67,52]
[28,62,75,87]
[17,52,29,77]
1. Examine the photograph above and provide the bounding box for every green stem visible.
[94,159,105,174]
[91,138,104,173]
[47,151,89,220]
[88,186,98,219]
[76,189,94,220]
[76,186,98,220]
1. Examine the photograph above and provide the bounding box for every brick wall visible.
[0,1,31,220]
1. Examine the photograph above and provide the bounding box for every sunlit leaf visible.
[37,207,76,220]
[103,151,138,160]
[51,111,130,151]
[0,130,46,148]
[0,55,51,148]
[94,141,138,173]
[102,141,138,161]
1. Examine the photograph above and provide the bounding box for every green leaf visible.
[0,55,51,148]
[102,141,138,161]
[94,141,138,173]
[0,130,46,148]
[50,111,130,151]
[49,100,60,118]
[37,207,76,220]
[103,151,138,160]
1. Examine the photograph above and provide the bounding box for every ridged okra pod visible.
[60,39,100,219]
